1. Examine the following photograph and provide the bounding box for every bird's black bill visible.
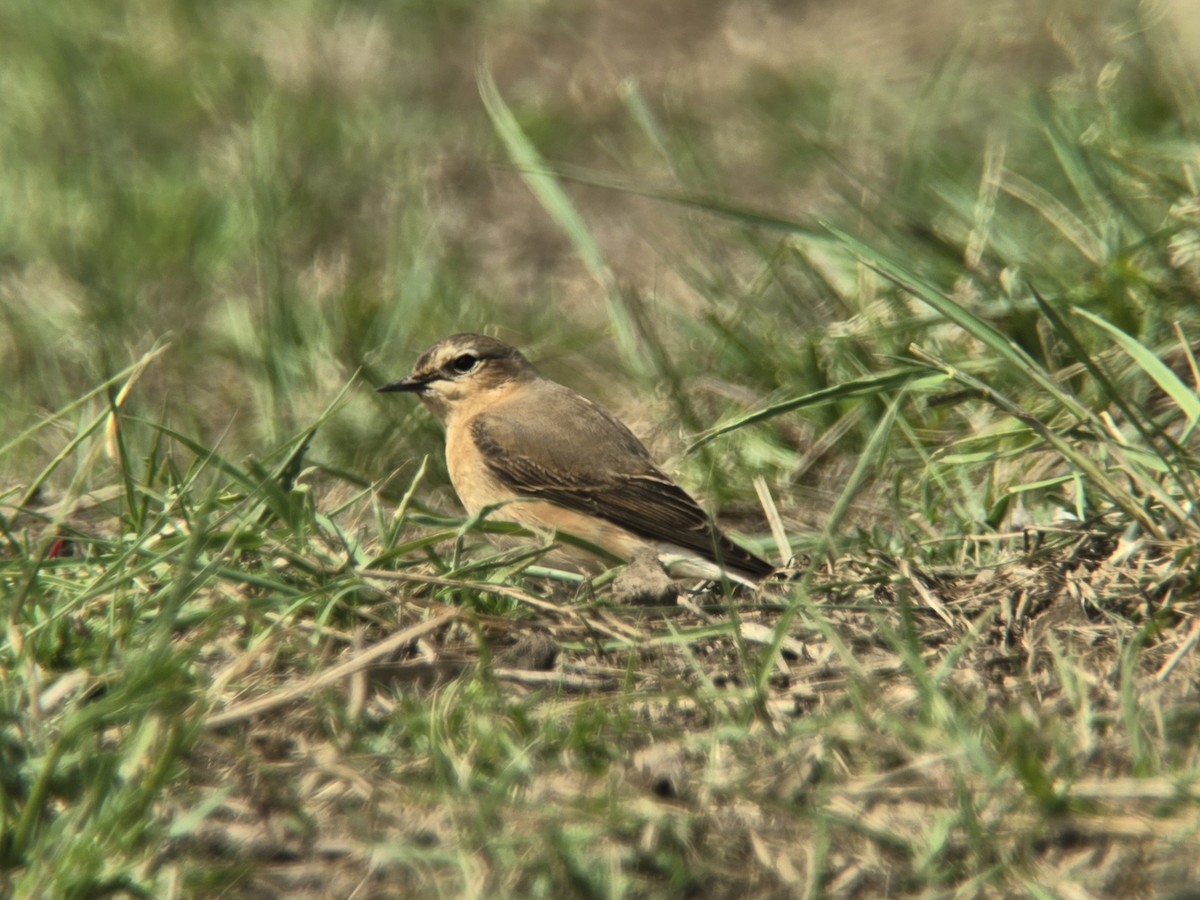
[376,377,428,393]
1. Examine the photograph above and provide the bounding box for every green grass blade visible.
[478,68,641,374]
[688,368,941,451]
[1073,308,1200,427]
[911,347,1165,539]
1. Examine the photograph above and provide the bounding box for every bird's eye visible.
[450,353,479,374]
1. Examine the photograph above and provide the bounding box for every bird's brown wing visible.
[470,383,773,578]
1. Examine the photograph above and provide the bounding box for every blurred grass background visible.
[4,0,1196,518]
[4,0,1200,895]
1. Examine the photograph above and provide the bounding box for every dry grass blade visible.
[361,566,631,644]
[1155,617,1200,684]
[753,474,791,565]
[204,608,459,729]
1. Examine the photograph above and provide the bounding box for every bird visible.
[377,333,774,586]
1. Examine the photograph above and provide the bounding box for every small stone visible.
[612,548,680,606]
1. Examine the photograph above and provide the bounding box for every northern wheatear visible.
[377,334,774,585]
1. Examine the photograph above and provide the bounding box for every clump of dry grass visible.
[153,510,1197,897]
[28,429,1171,896]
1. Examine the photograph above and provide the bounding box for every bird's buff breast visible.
[444,419,516,516]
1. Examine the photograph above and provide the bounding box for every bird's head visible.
[377,333,538,421]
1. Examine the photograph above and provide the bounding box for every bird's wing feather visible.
[470,383,772,577]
